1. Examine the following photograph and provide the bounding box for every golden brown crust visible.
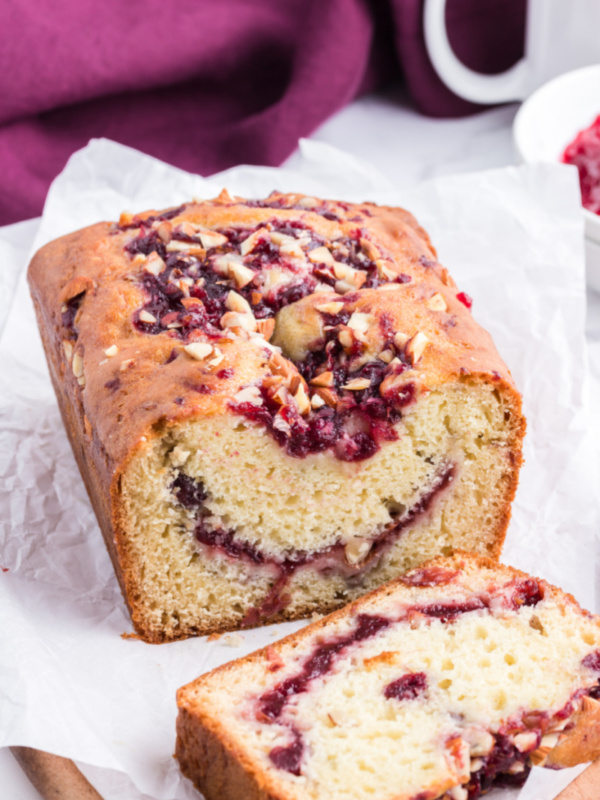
[27,193,526,642]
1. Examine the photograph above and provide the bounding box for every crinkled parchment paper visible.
[0,139,597,800]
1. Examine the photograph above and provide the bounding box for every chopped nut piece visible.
[294,383,311,415]
[256,318,275,340]
[297,196,318,208]
[310,371,334,388]
[143,252,166,276]
[156,221,172,243]
[233,386,262,406]
[225,291,253,315]
[240,227,270,256]
[310,393,326,409]
[62,341,74,361]
[119,211,134,227]
[269,231,294,246]
[344,537,372,565]
[507,762,526,775]
[347,312,373,333]
[513,731,539,753]
[220,311,257,333]
[72,353,84,378]
[375,259,397,281]
[215,188,234,203]
[228,261,256,289]
[342,378,371,391]
[138,309,157,324]
[338,329,354,349]
[250,291,263,305]
[262,269,291,293]
[359,237,380,261]
[208,348,225,367]
[378,349,394,364]
[406,331,429,365]
[315,387,338,407]
[77,376,86,387]
[393,331,410,349]
[316,302,344,315]
[120,358,134,371]
[104,345,118,357]
[199,230,228,250]
[377,282,401,291]
[184,343,213,360]
[335,280,356,295]
[427,292,447,312]
[308,246,334,264]
[465,729,494,757]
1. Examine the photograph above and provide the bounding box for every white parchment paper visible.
[0,138,597,800]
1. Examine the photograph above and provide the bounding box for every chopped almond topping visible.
[119,211,134,227]
[338,329,354,349]
[256,318,275,340]
[310,393,326,409]
[394,331,410,349]
[279,239,305,259]
[225,291,252,315]
[156,221,172,243]
[308,246,334,264]
[405,331,429,365]
[375,259,397,281]
[316,302,344,315]
[427,292,447,312]
[310,371,334,388]
[513,731,538,753]
[62,341,74,361]
[209,348,225,367]
[359,237,380,261]
[120,358,134,371]
[314,387,338,407]
[335,279,356,295]
[104,345,118,357]
[215,188,235,203]
[220,311,257,333]
[138,309,157,324]
[347,312,373,333]
[143,252,166,276]
[233,386,262,406]
[240,227,270,256]
[228,261,255,289]
[294,383,311,415]
[378,349,394,364]
[199,230,228,249]
[184,343,213,360]
[342,378,371,391]
[250,291,263,305]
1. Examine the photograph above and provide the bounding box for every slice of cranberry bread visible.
[27,192,525,642]
[176,553,600,800]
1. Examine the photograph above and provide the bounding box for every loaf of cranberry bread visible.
[176,553,600,800]
[27,191,525,642]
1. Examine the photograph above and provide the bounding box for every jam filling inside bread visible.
[170,465,455,625]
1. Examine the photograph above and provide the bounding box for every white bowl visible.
[513,64,600,290]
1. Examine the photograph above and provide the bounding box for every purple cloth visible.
[0,0,525,225]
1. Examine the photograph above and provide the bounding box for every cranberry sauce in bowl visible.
[562,114,600,215]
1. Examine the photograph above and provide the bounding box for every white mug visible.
[423,0,600,103]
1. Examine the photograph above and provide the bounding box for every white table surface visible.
[2,85,599,800]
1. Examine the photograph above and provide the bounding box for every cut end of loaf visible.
[119,379,523,642]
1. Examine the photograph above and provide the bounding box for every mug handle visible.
[423,0,531,103]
